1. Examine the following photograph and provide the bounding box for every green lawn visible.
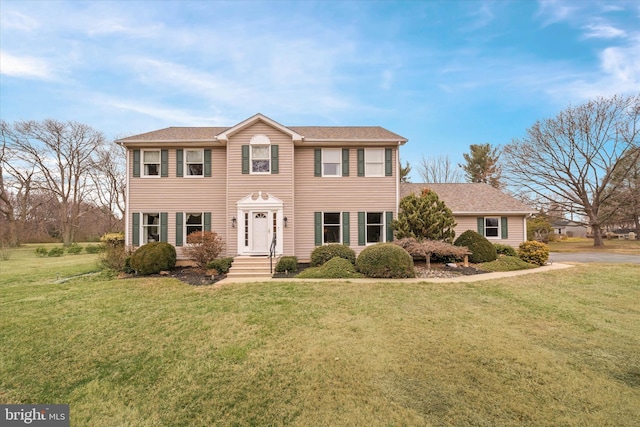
[548,237,640,255]
[1,245,639,426]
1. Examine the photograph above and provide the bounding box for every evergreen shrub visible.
[47,247,65,257]
[310,244,356,267]
[494,243,517,257]
[35,246,49,257]
[207,257,234,274]
[355,243,415,278]
[66,244,83,255]
[297,257,364,279]
[454,230,497,263]
[130,242,177,275]
[275,256,298,274]
[517,241,550,266]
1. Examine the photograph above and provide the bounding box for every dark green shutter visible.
[204,149,211,177]
[132,213,140,245]
[133,150,140,177]
[175,212,183,246]
[477,217,485,236]
[314,212,322,246]
[385,148,393,176]
[357,149,365,177]
[358,212,365,245]
[501,217,508,239]
[314,149,321,177]
[161,150,168,177]
[176,149,184,177]
[204,212,211,231]
[342,149,349,176]
[342,212,350,245]
[271,145,279,174]
[160,212,168,242]
[386,211,394,242]
[242,145,250,174]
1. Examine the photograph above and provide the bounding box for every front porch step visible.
[226,256,276,279]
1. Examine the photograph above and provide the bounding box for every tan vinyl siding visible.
[294,146,397,262]
[226,122,295,256]
[127,146,227,258]
[454,215,526,247]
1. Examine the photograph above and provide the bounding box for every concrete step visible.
[227,256,276,278]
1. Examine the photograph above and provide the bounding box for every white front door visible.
[251,212,270,254]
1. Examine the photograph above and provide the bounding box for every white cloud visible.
[0,10,39,31]
[536,0,579,26]
[0,51,53,79]
[582,24,626,39]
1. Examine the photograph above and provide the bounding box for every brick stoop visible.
[226,256,275,279]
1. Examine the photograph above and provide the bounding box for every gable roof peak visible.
[216,113,303,142]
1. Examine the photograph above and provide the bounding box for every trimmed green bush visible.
[84,245,104,254]
[480,256,537,272]
[297,257,364,279]
[454,230,497,263]
[518,240,550,266]
[275,256,298,274]
[310,244,356,267]
[129,242,177,275]
[355,243,415,278]
[494,243,517,257]
[35,246,49,257]
[66,244,83,255]
[206,257,234,274]
[47,247,65,257]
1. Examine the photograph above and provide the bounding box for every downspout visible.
[123,144,131,249]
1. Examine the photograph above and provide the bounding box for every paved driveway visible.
[550,252,640,264]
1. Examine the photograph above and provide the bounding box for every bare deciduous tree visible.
[5,119,105,245]
[417,154,463,183]
[502,93,640,247]
[89,142,126,228]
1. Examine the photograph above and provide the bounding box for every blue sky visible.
[1,0,639,180]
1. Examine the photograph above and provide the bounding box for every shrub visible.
[182,231,225,268]
[100,232,125,247]
[84,245,104,254]
[355,243,415,278]
[129,242,177,275]
[297,257,364,279]
[207,257,234,274]
[101,244,130,272]
[518,240,550,266]
[35,246,49,257]
[310,244,356,267]
[275,256,298,274]
[454,230,497,263]
[480,256,537,272]
[47,247,65,257]
[494,243,517,257]
[393,188,457,243]
[394,237,470,268]
[66,243,83,255]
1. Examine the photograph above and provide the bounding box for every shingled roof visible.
[401,183,535,214]
[117,122,407,143]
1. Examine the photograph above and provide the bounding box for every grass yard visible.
[548,237,640,255]
[1,245,639,426]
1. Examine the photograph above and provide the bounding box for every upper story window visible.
[185,150,204,176]
[251,134,270,174]
[365,149,384,177]
[142,150,160,177]
[484,217,500,238]
[322,149,341,177]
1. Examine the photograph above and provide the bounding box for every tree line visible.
[1,120,125,246]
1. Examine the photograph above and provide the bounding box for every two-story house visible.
[116,114,408,265]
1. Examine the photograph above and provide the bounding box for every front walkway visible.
[215,262,574,285]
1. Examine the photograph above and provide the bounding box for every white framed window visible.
[322,149,341,177]
[142,213,160,243]
[366,212,384,243]
[185,150,204,177]
[185,212,203,238]
[485,217,500,238]
[323,212,341,243]
[251,145,270,173]
[365,149,384,177]
[142,150,160,177]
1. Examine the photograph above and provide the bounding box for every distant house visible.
[116,113,407,264]
[550,219,588,238]
[401,183,535,247]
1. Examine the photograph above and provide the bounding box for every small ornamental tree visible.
[183,231,225,268]
[392,188,457,243]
